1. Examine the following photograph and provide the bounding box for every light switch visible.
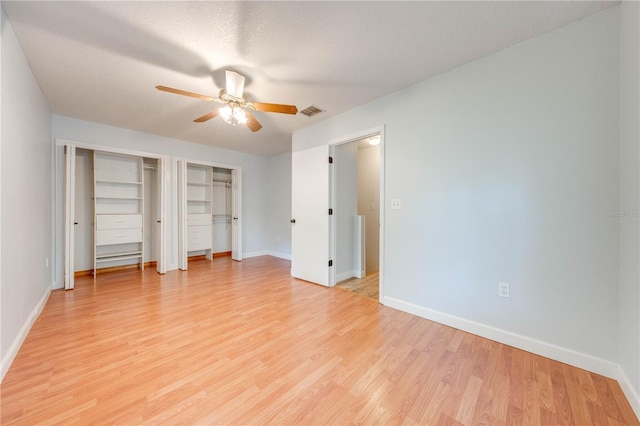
[391,199,401,210]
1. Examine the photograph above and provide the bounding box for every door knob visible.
[290,219,296,224]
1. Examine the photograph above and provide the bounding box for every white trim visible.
[617,367,640,421]
[378,128,386,304]
[1,285,51,381]
[244,251,291,260]
[173,156,239,172]
[177,160,187,270]
[327,126,384,147]
[383,295,622,380]
[156,156,168,274]
[63,145,76,290]
[243,251,269,259]
[329,144,336,287]
[265,251,291,260]
[55,138,166,160]
[231,168,243,261]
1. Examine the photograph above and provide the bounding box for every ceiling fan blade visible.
[193,110,219,123]
[156,85,216,102]
[252,102,298,115]
[225,70,245,99]
[245,111,262,132]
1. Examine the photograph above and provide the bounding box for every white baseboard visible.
[617,366,640,421]
[265,251,291,261]
[335,271,357,282]
[383,296,621,380]
[1,284,52,382]
[243,251,268,259]
[244,251,291,261]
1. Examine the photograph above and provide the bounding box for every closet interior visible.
[186,164,232,263]
[74,149,161,275]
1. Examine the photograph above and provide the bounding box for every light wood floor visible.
[336,272,379,301]
[2,256,637,425]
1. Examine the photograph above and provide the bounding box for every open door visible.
[231,168,242,261]
[291,145,329,286]
[177,160,188,270]
[64,145,76,290]
[155,157,167,274]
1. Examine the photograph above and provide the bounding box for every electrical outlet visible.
[391,199,401,210]
[498,282,510,298]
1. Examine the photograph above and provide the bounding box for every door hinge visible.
[329,260,333,267]
[328,156,333,164]
[328,208,333,215]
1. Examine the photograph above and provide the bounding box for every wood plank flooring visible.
[335,273,379,301]
[2,256,638,425]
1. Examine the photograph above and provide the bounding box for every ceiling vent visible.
[300,105,324,117]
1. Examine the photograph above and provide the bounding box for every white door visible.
[177,160,188,270]
[64,145,76,290]
[291,145,329,286]
[231,168,242,261]
[156,157,167,274]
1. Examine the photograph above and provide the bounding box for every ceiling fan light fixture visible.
[157,70,297,133]
[220,105,247,126]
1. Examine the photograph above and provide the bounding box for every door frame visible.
[175,157,242,269]
[55,138,169,288]
[63,145,76,290]
[328,126,385,302]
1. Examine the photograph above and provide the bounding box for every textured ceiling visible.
[2,1,618,157]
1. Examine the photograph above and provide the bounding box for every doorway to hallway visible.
[331,134,381,301]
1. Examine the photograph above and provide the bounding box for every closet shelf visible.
[95,212,142,216]
[96,252,143,262]
[93,151,144,273]
[95,179,142,185]
[94,196,143,200]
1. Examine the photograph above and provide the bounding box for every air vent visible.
[300,105,324,117]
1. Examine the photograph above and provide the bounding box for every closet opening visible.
[63,146,166,289]
[178,161,242,270]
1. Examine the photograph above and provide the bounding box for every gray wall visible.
[265,151,292,258]
[1,8,53,379]
[618,0,640,409]
[358,145,380,274]
[294,8,621,367]
[334,141,358,281]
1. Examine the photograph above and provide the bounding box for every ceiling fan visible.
[156,70,298,132]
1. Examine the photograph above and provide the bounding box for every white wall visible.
[618,0,640,415]
[1,8,53,380]
[294,7,622,374]
[52,115,273,285]
[265,151,292,259]
[358,145,380,274]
